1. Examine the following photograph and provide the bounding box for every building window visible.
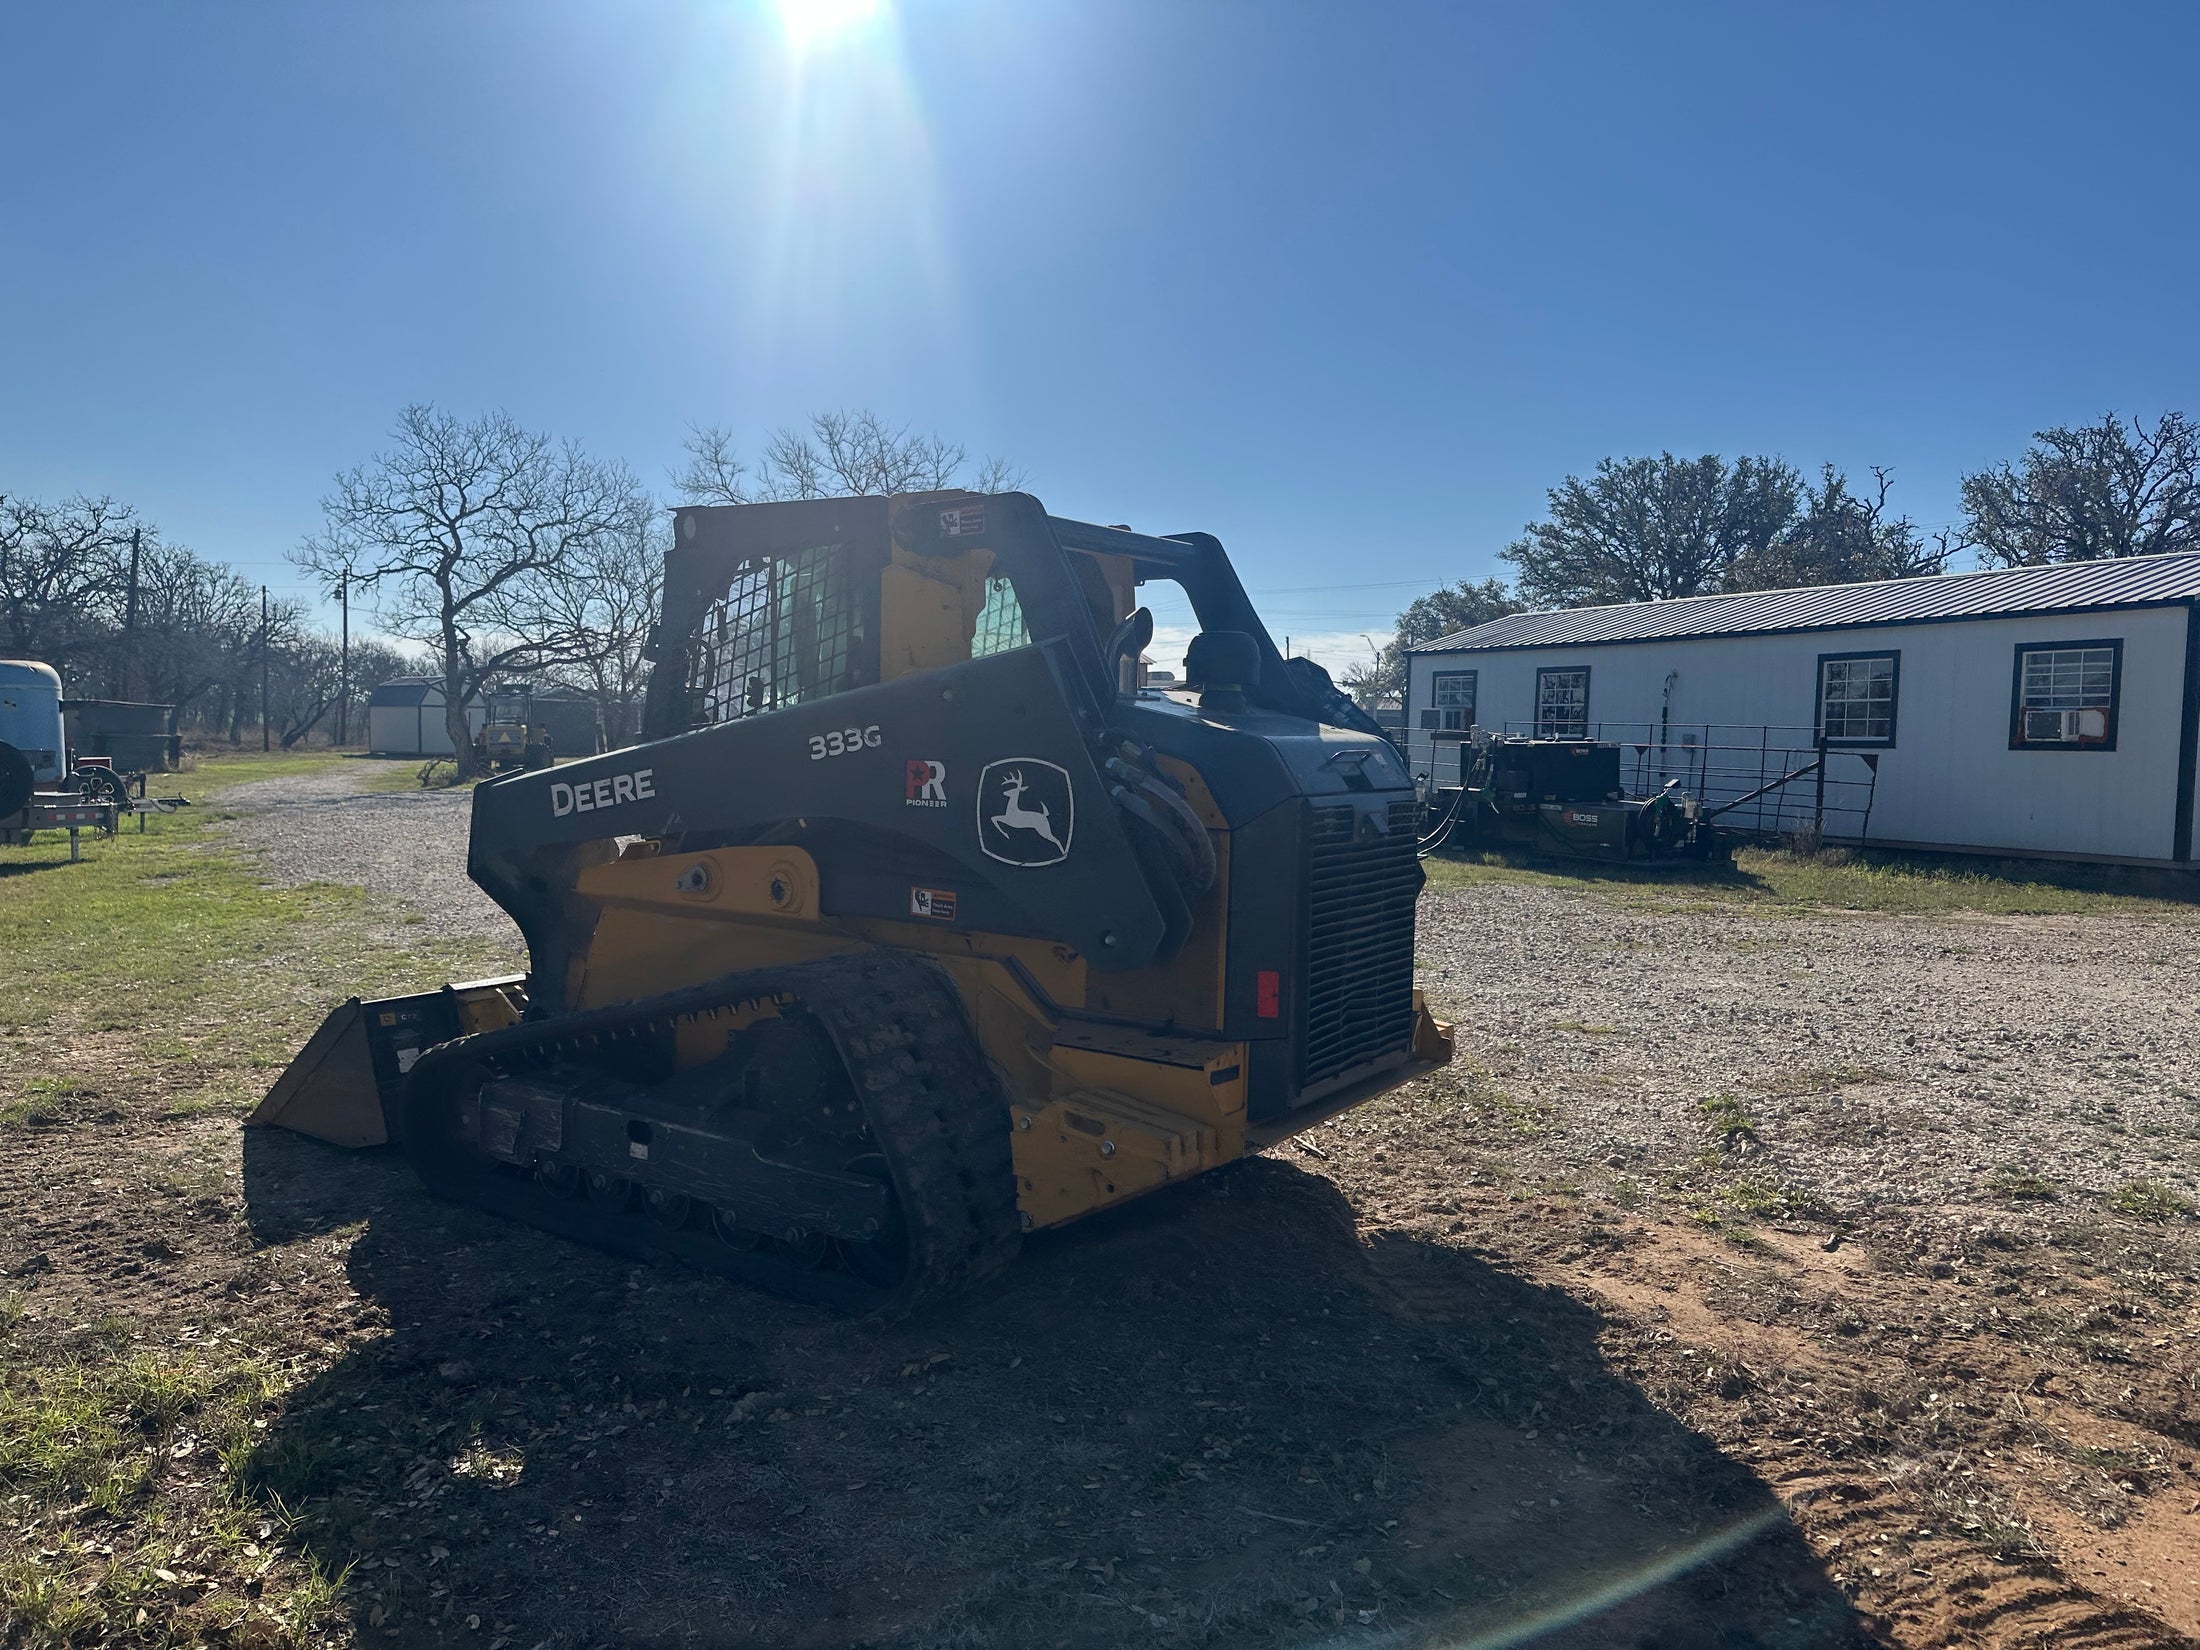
[1817,651,1899,747]
[2010,639,2120,750]
[1535,667,1589,738]
[1419,670,1476,737]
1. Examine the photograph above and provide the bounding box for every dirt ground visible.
[5,763,2199,1649]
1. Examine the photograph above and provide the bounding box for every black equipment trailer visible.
[1420,735,1720,863]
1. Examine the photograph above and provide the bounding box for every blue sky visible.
[4,1,2196,674]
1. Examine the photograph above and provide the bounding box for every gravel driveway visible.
[214,762,517,946]
[1410,879,2200,1242]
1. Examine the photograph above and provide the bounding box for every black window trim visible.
[1815,649,1900,749]
[1534,664,1591,739]
[2008,636,2123,752]
[1430,668,1478,739]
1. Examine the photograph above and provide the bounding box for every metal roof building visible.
[1415,554,2200,653]
[1406,553,2200,865]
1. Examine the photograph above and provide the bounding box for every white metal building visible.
[1405,555,2200,865]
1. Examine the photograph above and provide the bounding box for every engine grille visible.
[1300,799,1421,1088]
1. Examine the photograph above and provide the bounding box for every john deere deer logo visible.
[977,759,1074,867]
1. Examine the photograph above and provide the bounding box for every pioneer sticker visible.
[552,768,655,816]
[977,758,1073,867]
[938,503,986,537]
[908,886,957,921]
[905,759,947,807]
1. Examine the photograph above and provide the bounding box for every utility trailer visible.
[2,662,189,856]
[0,792,116,858]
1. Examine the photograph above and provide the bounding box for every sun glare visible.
[772,0,883,53]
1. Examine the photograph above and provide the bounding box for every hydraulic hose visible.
[1415,784,1472,858]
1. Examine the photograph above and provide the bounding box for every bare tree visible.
[293,406,652,779]
[332,638,414,745]
[268,633,410,748]
[674,424,755,507]
[128,540,270,720]
[1960,411,2200,566]
[521,511,668,749]
[674,410,1024,505]
[2,479,426,749]
[266,636,340,748]
[0,492,136,679]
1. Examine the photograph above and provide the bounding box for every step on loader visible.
[252,492,1453,1311]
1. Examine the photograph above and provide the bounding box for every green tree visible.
[1394,576,1524,647]
[1959,411,2200,566]
[1727,466,1950,591]
[1501,453,1803,608]
[1346,577,1522,705]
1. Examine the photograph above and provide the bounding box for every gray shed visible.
[367,678,485,757]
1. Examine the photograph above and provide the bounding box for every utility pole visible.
[336,571,350,746]
[260,585,271,752]
[122,527,142,701]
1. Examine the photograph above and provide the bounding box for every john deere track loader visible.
[252,492,1452,1311]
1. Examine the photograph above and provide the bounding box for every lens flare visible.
[663,0,971,399]
[772,0,883,53]
[1297,1506,1794,1650]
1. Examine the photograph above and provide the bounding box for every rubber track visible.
[401,950,1021,1317]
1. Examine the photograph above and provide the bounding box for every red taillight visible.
[1256,970,1280,1019]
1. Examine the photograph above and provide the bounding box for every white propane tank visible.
[0,660,68,784]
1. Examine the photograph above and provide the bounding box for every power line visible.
[1240,577,1458,595]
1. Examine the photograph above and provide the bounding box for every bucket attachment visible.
[249,976,527,1147]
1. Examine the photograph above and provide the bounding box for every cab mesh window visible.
[971,575,1030,658]
[688,544,859,726]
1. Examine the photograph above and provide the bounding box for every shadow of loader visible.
[239,1128,1870,1650]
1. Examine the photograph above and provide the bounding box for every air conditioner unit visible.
[2023,707,2108,743]
[1418,709,1440,730]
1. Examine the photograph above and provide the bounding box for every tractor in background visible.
[475,684,555,772]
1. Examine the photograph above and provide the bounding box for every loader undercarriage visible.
[400,952,1022,1313]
